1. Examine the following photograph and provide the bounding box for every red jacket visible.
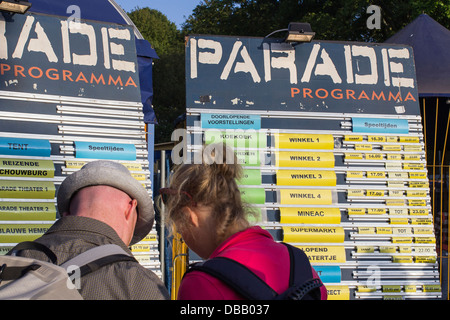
[178,226,327,300]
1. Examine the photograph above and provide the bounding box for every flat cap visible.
[57,160,154,245]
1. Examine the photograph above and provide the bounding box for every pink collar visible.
[209,226,273,258]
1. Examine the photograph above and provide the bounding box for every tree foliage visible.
[128,1,450,143]
[128,8,185,143]
[183,0,450,42]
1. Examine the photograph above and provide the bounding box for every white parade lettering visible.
[1,14,135,73]
[190,38,415,89]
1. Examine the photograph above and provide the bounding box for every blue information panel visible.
[202,114,261,130]
[75,142,136,161]
[0,137,51,157]
[352,118,409,134]
[314,266,342,283]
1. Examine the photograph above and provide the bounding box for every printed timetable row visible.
[237,188,430,206]
[235,169,428,185]
[191,147,426,165]
[188,144,426,169]
[197,131,424,151]
[305,265,439,292]
[325,284,441,300]
[0,159,151,185]
[248,203,433,228]
[293,243,438,263]
[0,205,433,233]
[266,226,435,244]
[259,207,433,223]
[1,166,428,190]
[287,282,441,299]
[193,112,423,137]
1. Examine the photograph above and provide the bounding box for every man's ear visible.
[125,199,138,222]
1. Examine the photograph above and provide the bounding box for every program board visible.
[0,12,161,277]
[184,35,441,299]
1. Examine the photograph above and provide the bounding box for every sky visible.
[113,0,204,28]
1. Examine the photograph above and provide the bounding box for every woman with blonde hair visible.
[160,143,327,300]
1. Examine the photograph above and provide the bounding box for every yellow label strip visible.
[367,171,386,178]
[347,171,364,178]
[366,153,384,160]
[399,137,420,143]
[65,161,86,169]
[0,202,56,221]
[344,135,363,142]
[348,208,365,215]
[368,136,387,143]
[283,226,345,243]
[382,145,402,151]
[386,154,402,161]
[276,151,335,168]
[0,181,55,199]
[130,244,152,252]
[276,170,336,186]
[295,246,346,263]
[326,286,350,300]
[274,133,334,150]
[0,159,55,178]
[279,207,341,224]
[345,153,364,160]
[355,144,372,151]
[279,189,335,205]
[0,224,52,242]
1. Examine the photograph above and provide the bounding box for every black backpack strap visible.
[186,243,324,300]
[0,262,41,282]
[280,243,323,300]
[2,242,58,283]
[285,243,312,286]
[76,254,137,277]
[187,257,278,300]
[60,244,138,277]
[7,241,58,264]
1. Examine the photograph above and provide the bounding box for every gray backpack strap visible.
[60,244,132,270]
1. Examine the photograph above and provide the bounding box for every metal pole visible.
[160,150,166,284]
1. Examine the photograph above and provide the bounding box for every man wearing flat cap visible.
[19,160,169,300]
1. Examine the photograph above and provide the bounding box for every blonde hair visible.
[165,143,253,242]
